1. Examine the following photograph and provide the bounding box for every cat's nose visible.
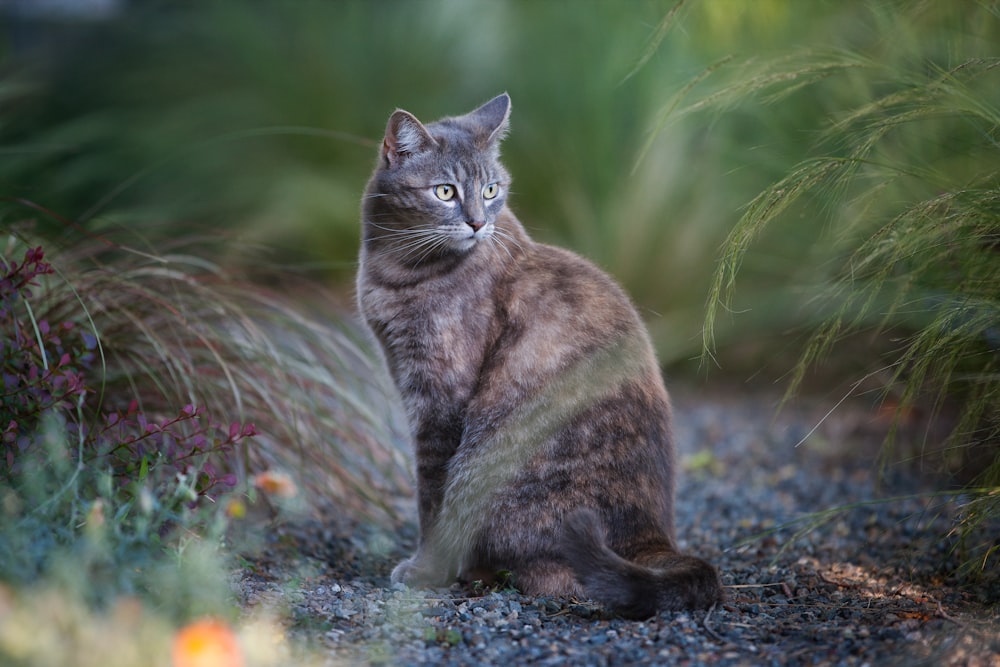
[467,220,486,232]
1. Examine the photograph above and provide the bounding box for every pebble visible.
[235,388,1000,666]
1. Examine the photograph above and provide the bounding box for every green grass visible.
[695,8,1000,572]
[16,225,409,517]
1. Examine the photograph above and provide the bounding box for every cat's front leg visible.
[390,548,447,587]
[393,427,459,587]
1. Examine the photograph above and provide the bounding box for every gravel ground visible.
[235,387,1000,666]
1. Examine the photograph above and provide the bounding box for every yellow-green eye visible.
[483,183,500,200]
[434,184,456,201]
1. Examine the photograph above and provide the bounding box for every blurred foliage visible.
[0,0,995,423]
[0,583,338,667]
[694,6,999,571]
[0,240,244,618]
[2,0,991,368]
[0,230,410,623]
[0,0,902,361]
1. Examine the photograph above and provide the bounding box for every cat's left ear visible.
[471,92,511,144]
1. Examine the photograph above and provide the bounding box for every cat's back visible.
[502,237,651,354]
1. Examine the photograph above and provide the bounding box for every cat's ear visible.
[383,110,437,169]
[470,92,511,144]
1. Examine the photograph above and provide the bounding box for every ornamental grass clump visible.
[695,9,999,573]
[1,242,255,607]
[0,229,410,614]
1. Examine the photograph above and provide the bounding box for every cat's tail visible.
[560,509,723,619]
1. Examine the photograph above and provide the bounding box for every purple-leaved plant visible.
[1,245,255,507]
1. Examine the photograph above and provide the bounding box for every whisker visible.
[364,217,524,268]
[481,233,500,264]
[381,234,435,259]
[491,228,524,260]
[404,234,452,266]
[486,232,514,263]
[412,242,449,266]
[367,221,437,235]
[364,227,439,262]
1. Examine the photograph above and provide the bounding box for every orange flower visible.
[252,470,298,498]
[172,618,244,667]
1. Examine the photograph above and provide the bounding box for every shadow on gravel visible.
[235,389,1000,666]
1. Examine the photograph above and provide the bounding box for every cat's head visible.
[363,93,513,261]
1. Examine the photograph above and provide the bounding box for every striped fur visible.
[357,94,721,618]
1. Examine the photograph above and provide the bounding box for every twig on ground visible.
[702,603,726,643]
[817,571,863,590]
[933,599,966,628]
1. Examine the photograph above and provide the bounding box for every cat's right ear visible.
[382,110,437,169]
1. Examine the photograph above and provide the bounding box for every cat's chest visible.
[365,280,494,393]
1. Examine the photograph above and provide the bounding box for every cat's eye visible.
[483,183,500,200]
[434,184,456,201]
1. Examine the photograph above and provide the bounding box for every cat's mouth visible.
[450,224,492,250]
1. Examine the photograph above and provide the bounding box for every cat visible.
[356,93,722,619]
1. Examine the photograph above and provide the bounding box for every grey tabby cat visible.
[357,93,722,618]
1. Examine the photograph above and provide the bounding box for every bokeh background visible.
[5,0,992,370]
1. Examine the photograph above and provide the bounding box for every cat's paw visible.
[390,554,442,587]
